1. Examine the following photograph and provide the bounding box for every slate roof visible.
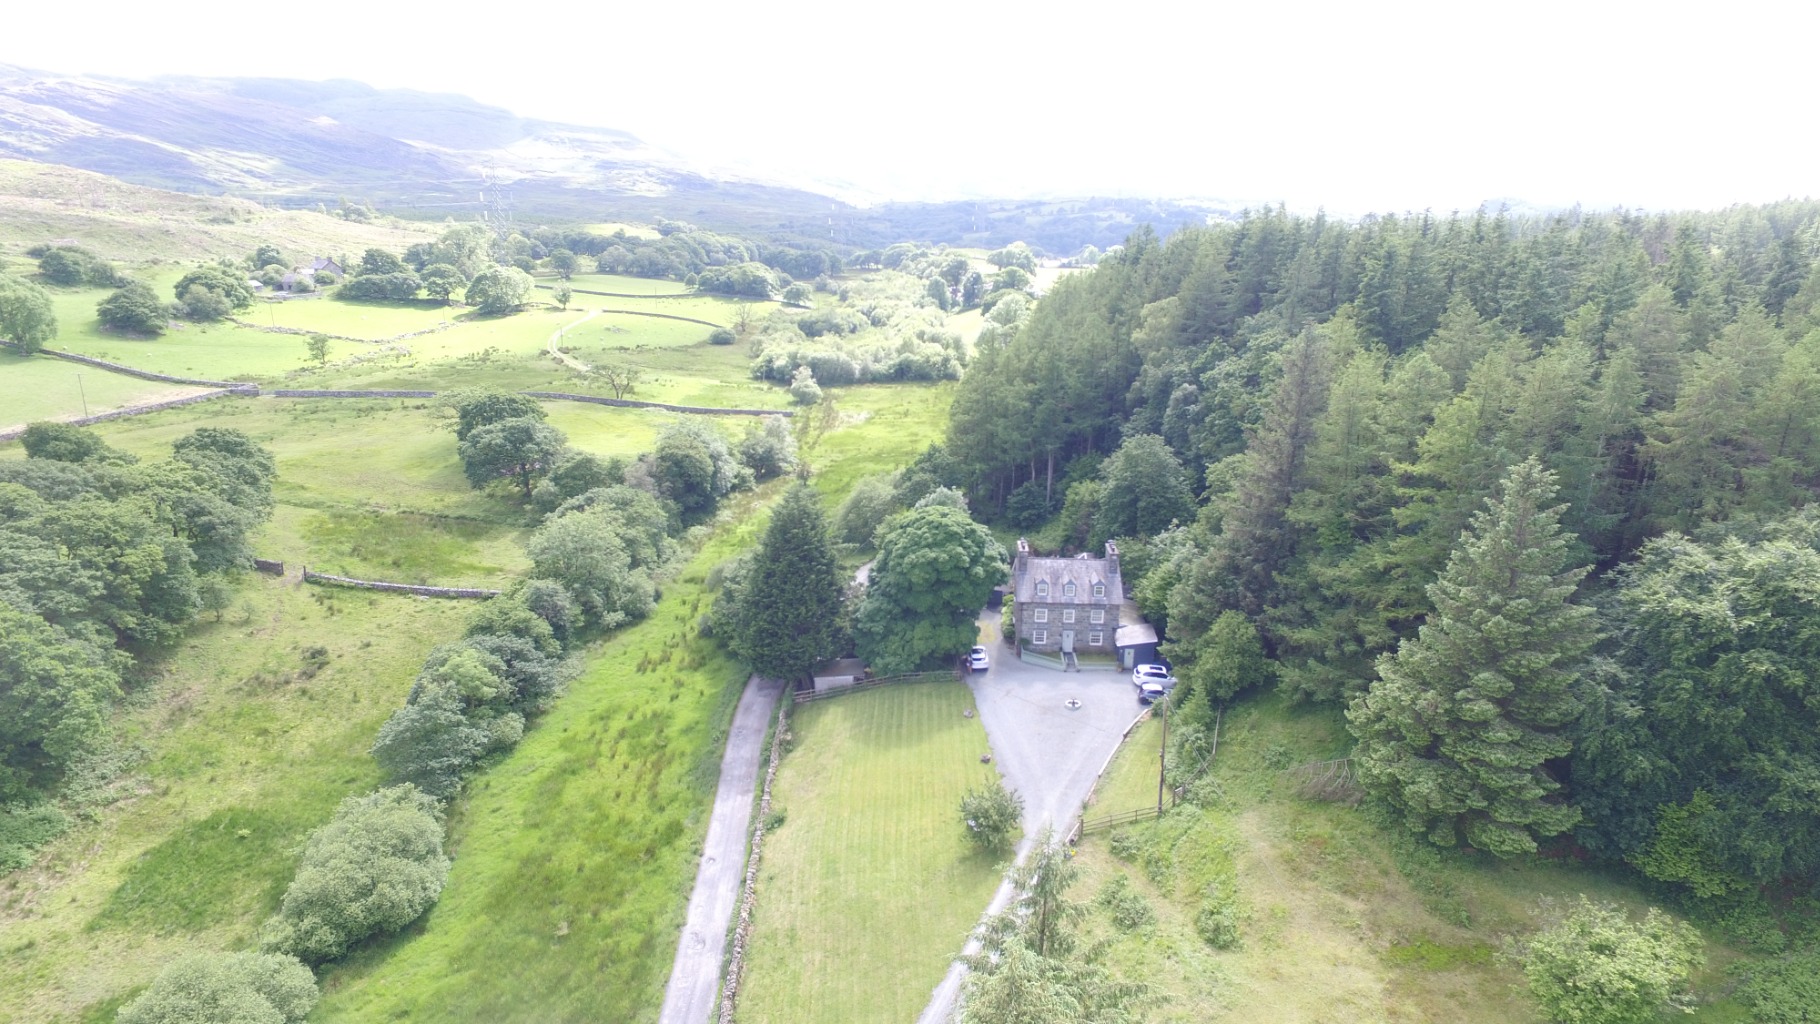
[1014,554,1118,606]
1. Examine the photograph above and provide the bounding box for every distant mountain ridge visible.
[0,65,1230,250]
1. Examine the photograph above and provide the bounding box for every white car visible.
[1133,663,1174,689]
[968,646,990,671]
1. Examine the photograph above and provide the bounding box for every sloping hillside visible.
[0,159,436,263]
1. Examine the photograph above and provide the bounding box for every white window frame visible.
[1036,581,1049,597]
[1089,632,1103,646]
[1032,630,1048,645]
[1065,582,1076,597]
[1090,609,1105,625]
[1093,584,1105,597]
[1062,609,1076,624]
[1033,608,1048,623]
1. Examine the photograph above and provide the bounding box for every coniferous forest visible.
[948,202,1820,898]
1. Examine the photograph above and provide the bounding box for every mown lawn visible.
[1069,690,1757,1023]
[735,681,1006,1024]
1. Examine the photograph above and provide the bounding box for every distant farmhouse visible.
[1011,539,1121,661]
[305,256,344,278]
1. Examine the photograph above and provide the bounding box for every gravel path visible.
[915,611,1142,1024]
[657,674,786,1024]
[546,308,600,372]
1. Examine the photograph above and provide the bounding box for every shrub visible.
[1507,898,1703,1024]
[260,786,450,964]
[708,327,736,345]
[1739,946,1820,1024]
[117,951,316,1024]
[788,366,823,406]
[1096,873,1155,931]
[1195,879,1244,949]
[0,803,70,871]
[959,780,1023,852]
[370,688,487,798]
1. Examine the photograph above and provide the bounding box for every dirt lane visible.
[657,674,786,1024]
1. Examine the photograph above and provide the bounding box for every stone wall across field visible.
[520,391,791,417]
[29,347,253,389]
[301,569,499,599]
[0,389,241,442]
[262,389,438,399]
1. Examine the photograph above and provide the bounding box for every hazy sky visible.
[5,0,1816,214]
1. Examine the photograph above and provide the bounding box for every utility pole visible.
[1156,693,1168,816]
[76,373,88,417]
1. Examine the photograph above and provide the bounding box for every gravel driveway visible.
[916,610,1148,1023]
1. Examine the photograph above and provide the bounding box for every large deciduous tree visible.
[1347,457,1596,856]
[459,417,567,499]
[853,504,1005,673]
[464,266,535,315]
[1095,433,1196,542]
[172,265,254,321]
[0,273,58,352]
[0,601,122,802]
[97,281,168,336]
[726,485,842,681]
[1574,511,1820,887]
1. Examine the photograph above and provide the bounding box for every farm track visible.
[658,674,786,1024]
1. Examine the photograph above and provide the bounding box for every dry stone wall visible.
[301,569,499,599]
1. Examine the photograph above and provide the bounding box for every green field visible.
[0,366,954,1022]
[1067,693,1753,1023]
[0,545,475,1024]
[561,272,687,294]
[736,682,1006,1024]
[258,296,459,340]
[0,349,210,429]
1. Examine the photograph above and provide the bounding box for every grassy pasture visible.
[1069,691,1753,1023]
[0,355,953,1022]
[0,550,473,1024]
[0,350,210,429]
[309,380,952,1022]
[736,682,1005,1024]
[561,271,685,293]
[257,296,459,340]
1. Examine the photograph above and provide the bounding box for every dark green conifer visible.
[1347,458,1596,856]
[733,484,844,682]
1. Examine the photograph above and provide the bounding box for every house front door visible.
[1061,631,1075,654]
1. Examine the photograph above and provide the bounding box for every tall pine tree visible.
[1347,458,1596,856]
[731,484,844,682]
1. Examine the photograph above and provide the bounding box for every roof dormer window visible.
[1064,582,1076,597]
[1093,584,1105,598]
[1036,581,1049,597]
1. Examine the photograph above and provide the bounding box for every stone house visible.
[1011,538,1121,656]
